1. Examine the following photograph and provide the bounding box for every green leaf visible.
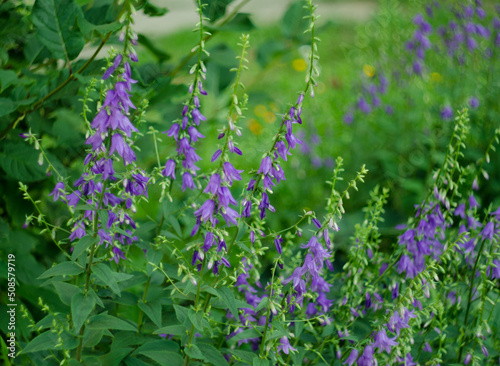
[168,215,182,237]
[140,351,183,366]
[0,70,18,93]
[124,357,153,366]
[71,236,98,261]
[153,324,188,336]
[87,314,137,332]
[200,0,234,22]
[215,286,239,319]
[253,357,269,366]
[146,249,163,276]
[142,1,168,17]
[0,98,17,117]
[281,0,309,41]
[188,309,204,333]
[134,339,179,354]
[77,14,122,39]
[52,281,81,306]
[255,297,269,313]
[138,34,171,63]
[197,343,229,366]
[226,349,255,364]
[138,299,162,328]
[21,331,59,353]
[32,0,85,60]
[218,13,255,31]
[228,328,260,343]
[173,304,189,325]
[92,263,121,296]
[38,261,85,279]
[184,344,205,361]
[0,142,47,182]
[71,292,96,332]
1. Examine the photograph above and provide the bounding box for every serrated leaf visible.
[32,0,85,60]
[196,343,229,366]
[216,286,239,319]
[72,292,96,332]
[92,263,121,296]
[138,299,162,328]
[87,314,137,332]
[38,261,85,279]
[71,236,98,261]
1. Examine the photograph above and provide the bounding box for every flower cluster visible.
[162,7,209,191]
[343,68,391,125]
[49,30,148,263]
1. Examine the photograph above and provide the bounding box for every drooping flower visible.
[277,336,297,355]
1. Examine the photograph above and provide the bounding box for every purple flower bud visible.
[211,149,222,162]
[312,218,321,229]
[250,230,255,243]
[198,80,207,95]
[464,353,472,365]
[181,172,195,191]
[275,235,283,254]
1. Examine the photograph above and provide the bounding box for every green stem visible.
[457,237,488,363]
[184,259,206,366]
[75,182,107,361]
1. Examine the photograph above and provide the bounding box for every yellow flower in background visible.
[269,102,279,112]
[247,118,263,135]
[430,72,443,83]
[292,58,307,72]
[254,104,267,117]
[363,64,375,78]
[264,111,276,124]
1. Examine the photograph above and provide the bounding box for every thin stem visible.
[457,237,488,363]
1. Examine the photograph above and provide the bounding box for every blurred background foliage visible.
[1,0,500,355]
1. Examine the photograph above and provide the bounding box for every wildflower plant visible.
[3,0,500,366]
